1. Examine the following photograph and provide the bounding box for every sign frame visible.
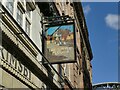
[42,16,76,64]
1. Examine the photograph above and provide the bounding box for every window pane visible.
[25,19,30,36]
[27,11,31,18]
[17,7,23,26]
[6,0,14,15]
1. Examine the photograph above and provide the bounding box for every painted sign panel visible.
[44,23,76,64]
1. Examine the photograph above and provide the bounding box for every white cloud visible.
[83,5,91,15]
[105,14,120,30]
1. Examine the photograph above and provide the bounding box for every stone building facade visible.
[53,1,93,89]
[0,0,93,90]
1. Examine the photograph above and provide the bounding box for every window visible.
[25,19,30,36]
[26,3,31,18]
[27,11,31,18]
[17,6,23,26]
[6,0,14,15]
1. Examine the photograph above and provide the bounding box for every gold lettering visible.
[6,51,9,62]
[29,71,31,80]
[17,61,22,72]
[1,47,31,80]
[0,48,4,59]
[1,48,9,61]
[23,66,28,77]
[10,55,17,69]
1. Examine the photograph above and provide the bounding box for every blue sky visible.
[47,24,73,35]
[81,2,118,84]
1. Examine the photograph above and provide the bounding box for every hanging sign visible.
[44,18,76,64]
